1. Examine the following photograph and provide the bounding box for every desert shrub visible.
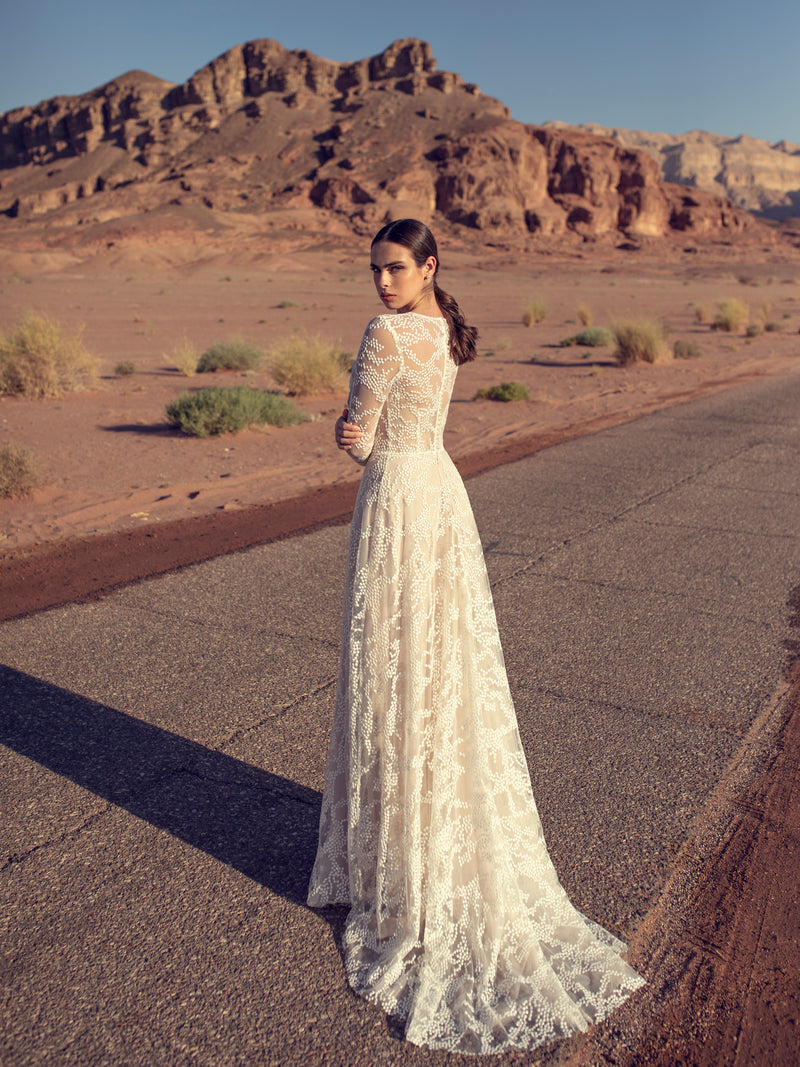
[0,442,38,498]
[475,381,530,402]
[612,320,670,365]
[170,337,199,376]
[576,303,592,326]
[764,321,783,332]
[673,340,701,359]
[278,299,299,308]
[693,303,711,324]
[166,386,307,437]
[745,324,762,338]
[270,333,351,396]
[197,339,263,373]
[0,312,97,398]
[114,361,136,377]
[522,300,548,326]
[758,301,772,322]
[713,299,749,333]
[575,327,615,347]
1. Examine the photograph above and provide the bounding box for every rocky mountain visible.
[548,123,800,220]
[0,39,765,248]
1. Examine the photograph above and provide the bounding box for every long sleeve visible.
[346,318,401,466]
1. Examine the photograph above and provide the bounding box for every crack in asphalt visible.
[489,441,765,594]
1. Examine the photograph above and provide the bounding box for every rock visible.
[550,122,800,220]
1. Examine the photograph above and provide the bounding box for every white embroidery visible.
[308,312,644,1053]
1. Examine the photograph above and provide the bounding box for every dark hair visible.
[371,219,478,365]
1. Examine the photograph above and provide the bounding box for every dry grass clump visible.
[745,323,762,338]
[612,320,670,365]
[169,337,200,376]
[576,303,592,326]
[114,361,136,377]
[693,303,712,324]
[522,300,548,327]
[0,442,38,498]
[0,312,97,398]
[475,381,530,402]
[713,299,749,333]
[166,387,307,437]
[270,333,351,397]
[197,338,264,373]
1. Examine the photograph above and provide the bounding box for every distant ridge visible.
[0,39,769,252]
[545,123,800,220]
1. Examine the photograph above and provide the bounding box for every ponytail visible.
[434,281,478,365]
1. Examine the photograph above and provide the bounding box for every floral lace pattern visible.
[308,313,644,1053]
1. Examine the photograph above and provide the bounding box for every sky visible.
[2,0,799,144]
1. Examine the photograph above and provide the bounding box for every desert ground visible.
[2,235,800,557]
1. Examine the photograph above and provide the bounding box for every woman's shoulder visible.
[363,312,447,336]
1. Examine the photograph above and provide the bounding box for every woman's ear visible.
[425,255,437,279]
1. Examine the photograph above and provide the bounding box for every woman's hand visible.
[335,408,363,451]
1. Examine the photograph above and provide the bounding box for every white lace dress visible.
[307,312,644,1054]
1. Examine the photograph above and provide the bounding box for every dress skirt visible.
[308,446,644,1054]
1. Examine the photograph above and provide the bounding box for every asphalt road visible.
[2,368,800,1066]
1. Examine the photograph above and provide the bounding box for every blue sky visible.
[3,0,799,143]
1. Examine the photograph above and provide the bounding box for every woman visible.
[307,219,644,1054]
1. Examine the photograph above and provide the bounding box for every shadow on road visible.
[0,665,322,908]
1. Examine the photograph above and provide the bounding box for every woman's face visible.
[370,241,436,313]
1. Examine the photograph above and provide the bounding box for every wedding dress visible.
[307,312,644,1054]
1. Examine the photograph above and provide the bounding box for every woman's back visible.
[348,313,455,463]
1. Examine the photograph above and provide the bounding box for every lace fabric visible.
[307,312,644,1053]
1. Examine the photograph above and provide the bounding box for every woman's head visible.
[370,221,437,315]
[370,218,477,365]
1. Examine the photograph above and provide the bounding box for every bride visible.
[307,219,644,1054]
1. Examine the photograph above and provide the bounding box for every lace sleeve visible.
[347,318,401,466]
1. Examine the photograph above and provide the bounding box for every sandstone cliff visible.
[0,39,762,247]
[550,123,800,220]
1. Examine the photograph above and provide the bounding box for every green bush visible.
[713,299,749,333]
[197,339,264,373]
[166,386,307,437]
[114,361,136,377]
[475,381,530,402]
[522,300,548,326]
[0,312,97,398]
[271,333,351,396]
[612,320,670,365]
[0,442,38,498]
[673,340,701,359]
[568,327,616,347]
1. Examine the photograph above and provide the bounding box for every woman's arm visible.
[343,319,401,466]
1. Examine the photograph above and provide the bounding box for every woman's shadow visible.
[0,664,348,941]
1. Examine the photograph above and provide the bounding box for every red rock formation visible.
[0,39,763,246]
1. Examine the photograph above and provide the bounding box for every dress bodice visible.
[347,313,455,464]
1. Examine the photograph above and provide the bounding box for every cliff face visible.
[0,39,761,245]
[554,123,800,220]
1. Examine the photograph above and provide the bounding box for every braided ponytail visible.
[433,280,478,365]
[371,219,479,366]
